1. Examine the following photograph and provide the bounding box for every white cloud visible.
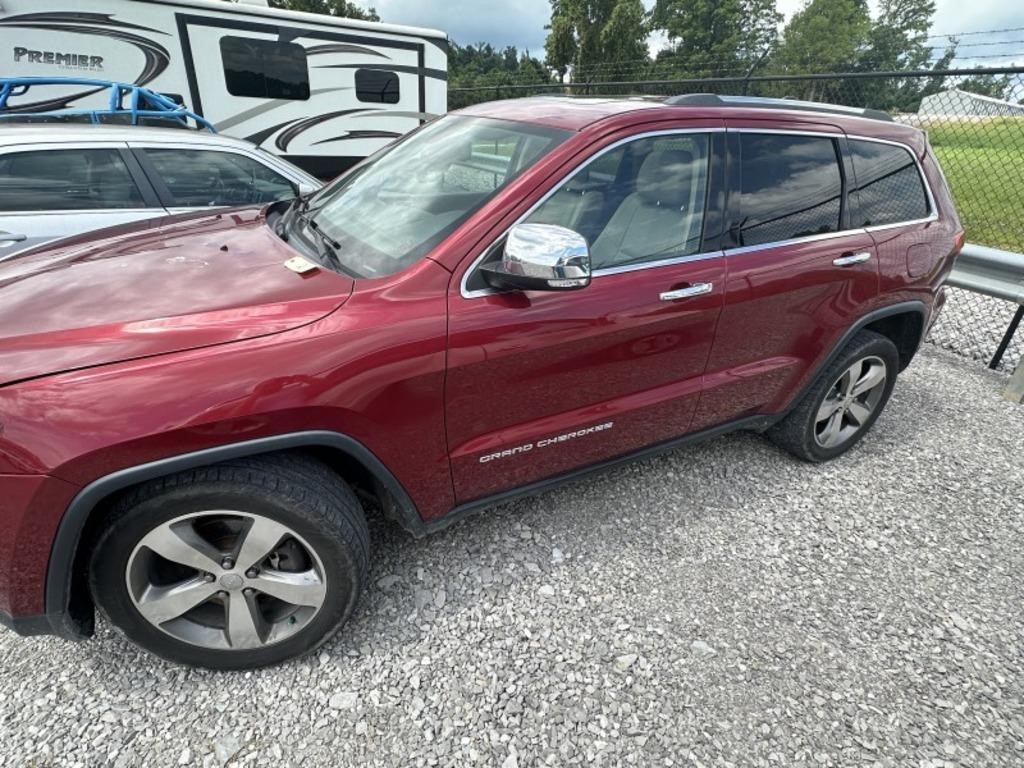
[374,0,1024,62]
[374,0,551,53]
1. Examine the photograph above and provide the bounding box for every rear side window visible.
[220,36,310,101]
[0,148,145,212]
[736,134,843,247]
[849,139,930,226]
[355,69,400,104]
[140,148,296,207]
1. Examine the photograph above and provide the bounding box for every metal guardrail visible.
[945,243,1024,400]
[948,244,1024,304]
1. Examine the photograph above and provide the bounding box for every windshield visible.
[295,115,572,278]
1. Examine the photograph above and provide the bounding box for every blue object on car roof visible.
[0,77,216,132]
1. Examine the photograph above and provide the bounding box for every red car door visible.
[690,124,881,431]
[445,128,727,504]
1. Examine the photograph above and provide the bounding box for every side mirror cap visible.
[480,223,591,292]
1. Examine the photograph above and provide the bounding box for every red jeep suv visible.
[0,95,962,668]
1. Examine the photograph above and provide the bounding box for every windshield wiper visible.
[276,190,317,241]
[304,216,348,274]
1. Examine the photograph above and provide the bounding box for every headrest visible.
[636,149,697,208]
[563,167,600,194]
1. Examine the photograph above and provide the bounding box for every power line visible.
[928,39,1024,49]
[924,26,1024,39]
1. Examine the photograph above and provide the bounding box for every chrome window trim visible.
[459,127,724,300]
[730,127,846,139]
[591,249,722,277]
[724,227,870,257]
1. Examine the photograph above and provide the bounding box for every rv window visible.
[355,69,400,104]
[220,36,310,101]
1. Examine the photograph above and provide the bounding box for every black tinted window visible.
[355,69,400,103]
[737,134,843,247]
[0,149,144,212]
[220,36,310,100]
[849,139,930,226]
[142,149,296,207]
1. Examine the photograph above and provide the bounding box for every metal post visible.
[990,304,1024,370]
[1005,357,1024,404]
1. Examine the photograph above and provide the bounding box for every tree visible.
[958,70,1015,101]
[267,0,379,21]
[600,0,650,80]
[774,0,871,76]
[447,42,553,108]
[651,0,780,78]
[543,0,649,83]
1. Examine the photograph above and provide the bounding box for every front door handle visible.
[0,233,27,244]
[833,251,872,267]
[659,282,713,301]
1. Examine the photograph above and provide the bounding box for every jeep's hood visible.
[0,208,353,387]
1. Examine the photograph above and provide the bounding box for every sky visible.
[372,0,1024,66]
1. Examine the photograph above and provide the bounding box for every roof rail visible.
[664,93,893,122]
[0,77,216,132]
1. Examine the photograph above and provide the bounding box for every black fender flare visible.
[44,430,424,638]
[784,300,928,412]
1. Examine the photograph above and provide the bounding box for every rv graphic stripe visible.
[2,12,170,112]
[306,43,391,60]
[312,130,402,146]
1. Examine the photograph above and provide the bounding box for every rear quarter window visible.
[849,139,931,226]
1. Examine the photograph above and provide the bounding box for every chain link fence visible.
[451,68,1024,372]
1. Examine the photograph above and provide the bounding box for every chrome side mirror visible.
[479,223,591,292]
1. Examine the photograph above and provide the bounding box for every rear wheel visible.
[768,330,899,462]
[90,454,369,669]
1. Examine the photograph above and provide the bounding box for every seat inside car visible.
[527,167,607,244]
[589,149,702,270]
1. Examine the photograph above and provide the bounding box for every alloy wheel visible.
[813,355,888,449]
[125,511,327,650]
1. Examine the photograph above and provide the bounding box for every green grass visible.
[924,118,1024,252]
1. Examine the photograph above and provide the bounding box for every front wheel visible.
[768,330,899,462]
[90,454,369,669]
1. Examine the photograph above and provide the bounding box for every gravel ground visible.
[926,287,1023,373]
[1,346,1022,768]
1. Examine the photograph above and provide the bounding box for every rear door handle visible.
[0,233,27,244]
[659,282,713,301]
[833,251,872,267]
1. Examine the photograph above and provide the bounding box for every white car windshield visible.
[299,115,572,278]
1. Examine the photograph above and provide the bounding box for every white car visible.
[0,124,321,255]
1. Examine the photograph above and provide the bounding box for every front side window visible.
[0,148,144,212]
[849,139,930,226]
[736,134,843,247]
[298,116,571,278]
[220,36,310,101]
[141,148,297,207]
[524,134,710,270]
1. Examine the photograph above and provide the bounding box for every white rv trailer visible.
[0,0,447,178]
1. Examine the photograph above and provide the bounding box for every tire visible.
[768,330,899,462]
[89,453,369,670]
